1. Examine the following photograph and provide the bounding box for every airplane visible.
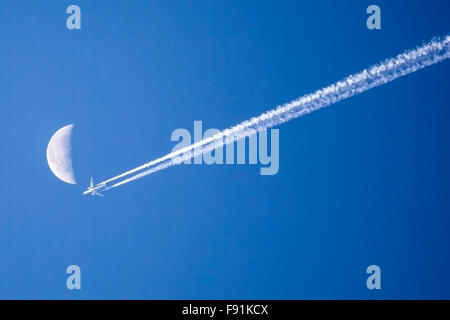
[83,177,106,197]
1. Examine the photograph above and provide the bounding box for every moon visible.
[46,124,77,184]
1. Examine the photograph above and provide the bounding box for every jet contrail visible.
[99,35,450,191]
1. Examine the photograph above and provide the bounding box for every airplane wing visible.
[96,192,104,197]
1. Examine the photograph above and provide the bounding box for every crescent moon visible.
[46,124,77,184]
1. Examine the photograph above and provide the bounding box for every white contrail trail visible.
[101,35,450,191]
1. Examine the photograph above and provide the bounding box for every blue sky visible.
[0,0,450,299]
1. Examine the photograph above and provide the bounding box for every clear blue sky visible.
[1,0,450,299]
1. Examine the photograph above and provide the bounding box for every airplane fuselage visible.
[83,179,106,197]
